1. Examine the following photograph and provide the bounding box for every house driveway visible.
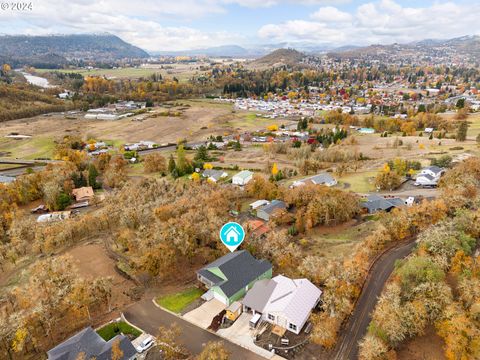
[218,313,279,359]
[183,299,226,329]
[123,299,264,359]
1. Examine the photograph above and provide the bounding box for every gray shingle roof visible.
[299,173,336,185]
[202,169,226,181]
[424,166,443,175]
[197,250,272,298]
[362,195,404,213]
[242,278,276,312]
[258,200,287,215]
[47,327,136,360]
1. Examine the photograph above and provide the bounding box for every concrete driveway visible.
[218,314,278,359]
[183,299,225,329]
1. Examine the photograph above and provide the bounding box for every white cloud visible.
[310,6,352,23]
[0,0,246,51]
[259,0,480,47]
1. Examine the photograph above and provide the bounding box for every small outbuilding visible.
[232,170,254,186]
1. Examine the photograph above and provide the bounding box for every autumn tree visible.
[245,174,281,200]
[144,153,167,174]
[103,155,127,188]
[111,338,124,360]
[156,324,189,359]
[375,163,402,190]
[197,341,230,360]
[456,120,468,141]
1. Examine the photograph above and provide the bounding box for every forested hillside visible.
[0,34,149,67]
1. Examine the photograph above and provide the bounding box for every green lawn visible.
[96,321,141,341]
[339,171,377,193]
[156,287,203,313]
[0,136,55,159]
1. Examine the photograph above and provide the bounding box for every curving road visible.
[124,299,264,360]
[333,240,416,360]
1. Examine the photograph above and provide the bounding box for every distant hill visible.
[0,34,149,67]
[328,35,480,63]
[250,48,307,68]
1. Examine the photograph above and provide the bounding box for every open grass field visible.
[0,135,54,159]
[36,62,210,82]
[304,219,378,259]
[97,321,141,341]
[339,171,377,193]
[156,287,203,313]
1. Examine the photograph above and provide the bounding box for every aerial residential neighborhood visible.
[1,1,480,360]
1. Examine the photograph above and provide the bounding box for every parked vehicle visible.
[136,336,154,353]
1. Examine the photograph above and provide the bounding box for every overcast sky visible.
[2,0,480,51]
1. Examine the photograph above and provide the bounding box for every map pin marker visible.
[220,222,245,252]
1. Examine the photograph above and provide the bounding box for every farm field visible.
[0,100,295,159]
[36,62,210,82]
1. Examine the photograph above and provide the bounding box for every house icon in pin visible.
[225,226,241,244]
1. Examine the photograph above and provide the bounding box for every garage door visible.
[213,291,228,305]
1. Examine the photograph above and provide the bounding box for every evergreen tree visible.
[168,155,176,174]
[194,145,208,161]
[88,164,100,189]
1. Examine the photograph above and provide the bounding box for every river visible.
[20,72,52,88]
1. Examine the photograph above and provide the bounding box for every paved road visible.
[333,240,416,360]
[124,299,264,360]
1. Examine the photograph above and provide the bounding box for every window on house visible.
[289,323,297,331]
[268,314,275,321]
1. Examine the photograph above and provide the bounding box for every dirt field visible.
[65,242,135,310]
[0,101,295,159]
[396,325,446,360]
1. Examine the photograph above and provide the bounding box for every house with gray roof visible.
[47,327,136,360]
[415,166,445,187]
[362,194,405,214]
[256,200,287,221]
[290,173,337,188]
[242,275,321,335]
[202,169,228,183]
[196,250,272,306]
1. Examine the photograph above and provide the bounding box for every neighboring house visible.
[291,173,337,188]
[415,166,445,187]
[202,169,228,183]
[0,175,15,184]
[124,141,156,151]
[244,219,270,238]
[242,275,322,335]
[256,200,287,221]
[37,211,71,223]
[249,200,270,210]
[232,170,254,186]
[196,250,272,306]
[72,186,94,202]
[362,194,405,214]
[47,326,137,360]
